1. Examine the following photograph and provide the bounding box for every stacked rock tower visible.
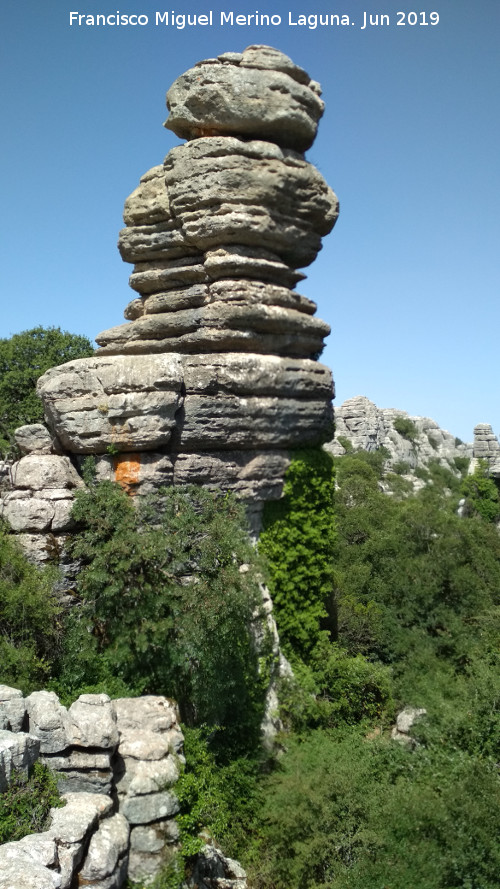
[36,46,338,527]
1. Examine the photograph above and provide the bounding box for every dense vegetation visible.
[0,326,94,456]
[0,764,62,843]
[2,379,500,888]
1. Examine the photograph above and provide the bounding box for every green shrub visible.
[259,448,336,659]
[393,416,419,442]
[58,477,267,753]
[279,637,394,733]
[0,762,63,843]
[336,436,353,453]
[0,525,61,692]
[461,459,500,522]
[391,460,411,476]
[454,455,470,475]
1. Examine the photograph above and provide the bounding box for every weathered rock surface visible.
[164,45,324,152]
[472,423,500,477]
[22,45,337,532]
[187,844,248,889]
[0,690,184,888]
[327,396,472,485]
[0,731,40,791]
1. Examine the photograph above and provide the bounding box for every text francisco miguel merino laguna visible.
[69,10,441,30]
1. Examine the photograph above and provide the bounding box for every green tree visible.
[0,326,94,455]
[461,459,500,522]
[58,475,268,753]
[0,525,61,692]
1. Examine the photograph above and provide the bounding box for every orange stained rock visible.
[114,453,141,495]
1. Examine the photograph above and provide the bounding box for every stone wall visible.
[0,687,183,887]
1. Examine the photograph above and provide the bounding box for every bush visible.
[0,525,61,692]
[0,762,62,843]
[393,416,419,442]
[259,448,336,659]
[461,459,500,522]
[57,477,268,753]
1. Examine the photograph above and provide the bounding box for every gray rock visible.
[66,694,118,750]
[8,455,84,492]
[13,425,57,456]
[25,691,69,754]
[17,832,58,868]
[0,496,55,532]
[0,685,26,732]
[130,819,179,853]
[37,354,184,454]
[391,707,427,745]
[78,813,129,881]
[123,164,171,226]
[0,731,40,790]
[327,396,472,482]
[0,853,61,889]
[187,844,247,889]
[164,46,324,151]
[127,847,176,884]
[121,790,179,825]
[117,731,171,762]
[115,756,179,796]
[113,696,180,735]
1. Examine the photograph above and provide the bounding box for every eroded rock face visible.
[164,45,324,151]
[31,45,337,521]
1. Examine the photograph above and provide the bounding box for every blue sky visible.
[1,0,499,442]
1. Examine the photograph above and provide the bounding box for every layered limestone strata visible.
[30,45,338,519]
[326,395,472,488]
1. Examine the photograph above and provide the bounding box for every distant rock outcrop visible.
[326,396,472,483]
[30,45,337,531]
[472,423,500,477]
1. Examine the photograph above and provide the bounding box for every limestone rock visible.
[160,137,338,267]
[8,455,83,491]
[0,685,26,732]
[187,844,247,889]
[25,691,69,754]
[327,396,472,480]
[0,731,40,791]
[37,354,184,454]
[14,424,58,456]
[130,820,179,853]
[473,423,500,476]
[113,696,180,735]
[165,45,324,151]
[120,790,179,825]
[66,694,118,750]
[78,813,129,882]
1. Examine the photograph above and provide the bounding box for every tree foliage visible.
[461,458,500,522]
[0,326,94,455]
[259,448,336,658]
[0,525,61,692]
[58,474,268,752]
[0,763,63,844]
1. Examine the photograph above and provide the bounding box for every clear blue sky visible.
[1,0,499,442]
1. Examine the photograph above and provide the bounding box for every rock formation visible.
[0,687,183,887]
[29,45,337,534]
[472,423,500,477]
[326,396,472,487]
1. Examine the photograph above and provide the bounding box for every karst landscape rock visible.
[33,44,338,533]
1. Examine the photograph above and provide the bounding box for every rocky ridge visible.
[326,396,473,490]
